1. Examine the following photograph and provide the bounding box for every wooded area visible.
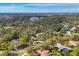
[0,14,79,56]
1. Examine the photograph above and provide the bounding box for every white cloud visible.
[0,5,53,13]
[0,6,17,10]
[63,8,79,12]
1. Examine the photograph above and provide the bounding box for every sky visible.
[0,3,79,13]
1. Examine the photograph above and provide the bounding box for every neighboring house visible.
[76,25,79,27]
[62,23,69,28]
[55,43,71,53]
[68,40,79,46]
[66,31,71,36]
[69,27,76,31]
[0,38,8,43]
[11,39,19,44]
[36,48,50,56]
[11,39,19,51]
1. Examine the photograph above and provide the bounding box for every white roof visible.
[55,43,71,51]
